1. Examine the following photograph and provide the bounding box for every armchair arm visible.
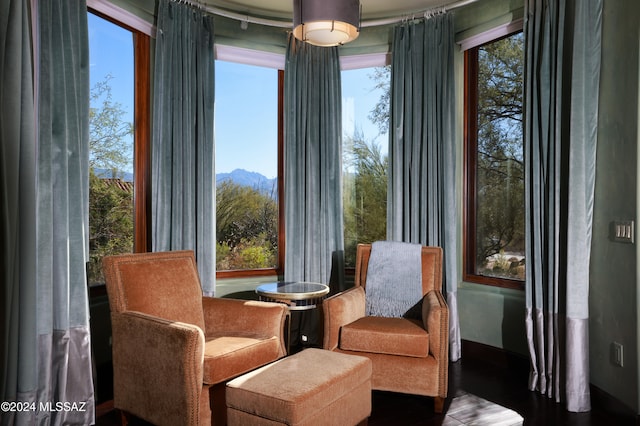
[422,290,449,363]
[322,286,366,351]
[111,311,204,426]
[202,297,287,342]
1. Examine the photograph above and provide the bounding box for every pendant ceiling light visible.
[293,0,360,47]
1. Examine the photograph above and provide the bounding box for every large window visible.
[464,32,525,289]
[214,61,281,275]
[342,66,390,267]
[87,12,135,285]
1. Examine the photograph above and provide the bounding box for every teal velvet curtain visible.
[1,0,38,418]
[524,0,602,412]
[152,0,216,295]
[283,35,345,289]
[1,1,95,424]
[388,14,461,362]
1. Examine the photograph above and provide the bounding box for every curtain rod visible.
[362,0,480,27]
[180,0,480,29]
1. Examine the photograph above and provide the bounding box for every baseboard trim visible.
[460,339,529,373]
[590,381,639,424]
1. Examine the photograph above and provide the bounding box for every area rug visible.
[443,390,524,426]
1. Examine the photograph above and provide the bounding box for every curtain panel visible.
[283,35,345,289]
[283,35,345,347]
[523,0,602,412]
[151,0,216,295]
[388,14,461,362]
[2,1,96,424]
[1,0,38,420]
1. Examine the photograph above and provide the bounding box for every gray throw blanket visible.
[365,241,423,318]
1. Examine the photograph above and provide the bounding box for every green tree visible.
[343,129,388,266]
[368,66,391,136]
[89,74,133,173]
[88,75,134,284]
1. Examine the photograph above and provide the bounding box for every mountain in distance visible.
[95,167,276,196]
[216,168,277,196]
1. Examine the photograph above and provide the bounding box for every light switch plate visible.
[611,342,624,367]
[612,221,634,244]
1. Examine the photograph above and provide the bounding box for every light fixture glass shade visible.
[293,0,360,47]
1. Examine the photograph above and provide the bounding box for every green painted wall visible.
[589,0,640,413]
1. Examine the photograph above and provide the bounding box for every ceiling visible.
[205,0,466,22]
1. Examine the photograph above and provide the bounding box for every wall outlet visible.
[611,342,624,367]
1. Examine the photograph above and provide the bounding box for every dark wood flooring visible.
[369,352,636,425]
[96,343,638,425]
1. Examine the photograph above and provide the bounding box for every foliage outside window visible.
[342,66,390,267]
[214,61,279,273]
[464,32,525,288]
[87,13,135,285]
[216,180,278,270]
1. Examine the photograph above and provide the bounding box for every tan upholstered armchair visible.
[102,250,287,425]
[323,242,449,413]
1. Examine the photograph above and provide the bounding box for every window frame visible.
[214,68,285,279]
[463,31,525,291]
[132,26,151,253]
[87,9,151,295]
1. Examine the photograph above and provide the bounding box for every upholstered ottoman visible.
[226,348,372,425]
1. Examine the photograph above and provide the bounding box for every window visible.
[342,66,390,267]
[87,12,135,285]
[214,61,282,275]
[464,31,525,289]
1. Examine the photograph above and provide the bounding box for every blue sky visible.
[215,63,388,179]
[88,13,388,179]
[88,13,135,125]
[214,61,279,178]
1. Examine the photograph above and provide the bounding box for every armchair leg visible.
[434,396,445,414]
[211,382,227,426]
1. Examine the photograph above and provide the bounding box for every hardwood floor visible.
[369,345,637,426]
[96,343,638,425]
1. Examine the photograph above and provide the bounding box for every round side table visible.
[255,281,329,353]
[255,281,329,311]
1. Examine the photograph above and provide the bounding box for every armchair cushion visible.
[201,297,287,384]
[202,298,286,343]
[203,335,284,385]
[339,317,429,358]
